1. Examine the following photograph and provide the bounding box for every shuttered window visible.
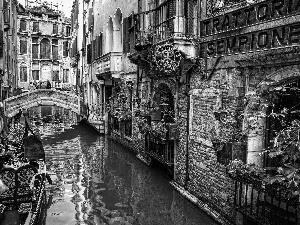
[20,66,27,82]
[185,0,197,35]
[32,37,39,59]
[53,24,58,34]
[123,17,130,53]
[87,44,91,64]
[20,20,26,32]
[98,34,102,58]
[40,38,51,59]
[92,39,96,61]
[0,30,3,58]
[20,40,27,54]
[52,39,58,60]
[63,41,69,57]
[66,26,71,36]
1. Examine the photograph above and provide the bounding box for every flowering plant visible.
[136,117,151,135]
[151,121,167,139]
[107,85,132,121]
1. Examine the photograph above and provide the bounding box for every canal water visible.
[27,106,218,225]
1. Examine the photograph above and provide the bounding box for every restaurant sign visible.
[200,22,300,57]
[201,0,300,37]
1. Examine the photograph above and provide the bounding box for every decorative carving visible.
[151,43,183,75]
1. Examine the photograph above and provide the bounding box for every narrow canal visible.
[28,106,218,225]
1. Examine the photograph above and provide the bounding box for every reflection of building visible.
[17,1,73,90]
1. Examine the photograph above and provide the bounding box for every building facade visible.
[72,0,300,224]
[1,0,19,100]
[17,1,73,91]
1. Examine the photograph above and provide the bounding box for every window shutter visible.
[123,17,130,53]
[0,30,4,58]
[32,44,38,59]
[95,36,99,59]
[99,33,102,57]
[87,44,91,64]
[186,0,195,35]
[63,41,69,57]
[20,40,27,54]
[83,23,86,48]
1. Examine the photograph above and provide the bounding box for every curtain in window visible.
[20,66,27,82]
[40,39,51,59]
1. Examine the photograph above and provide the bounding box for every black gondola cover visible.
[23,135,45,161]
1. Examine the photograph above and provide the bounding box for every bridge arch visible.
[4,89,80,117]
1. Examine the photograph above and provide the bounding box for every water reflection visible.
[27,106,217,225]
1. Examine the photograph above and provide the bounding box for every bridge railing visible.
[4,89,79,113]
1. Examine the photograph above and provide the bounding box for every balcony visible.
[96,52,122,79]
[135,0,198,46]
[130,0,198,70]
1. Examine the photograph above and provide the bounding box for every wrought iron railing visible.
[230,172,299,225]
[145,133,174,166]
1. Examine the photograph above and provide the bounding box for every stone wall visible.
[174,63,247,224]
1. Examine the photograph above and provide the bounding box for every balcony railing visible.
[135,0,199,46]
[230,172,299,225]
[96,52,122,77]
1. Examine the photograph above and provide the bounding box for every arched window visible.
[20,65,27,82]
[40,38,51,59]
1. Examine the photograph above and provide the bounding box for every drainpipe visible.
[184,66,193,189]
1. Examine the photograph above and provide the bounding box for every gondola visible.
[0,111,49,225]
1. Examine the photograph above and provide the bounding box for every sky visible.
[18,0,73,17]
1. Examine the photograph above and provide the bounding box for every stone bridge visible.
[4,89,81,117]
